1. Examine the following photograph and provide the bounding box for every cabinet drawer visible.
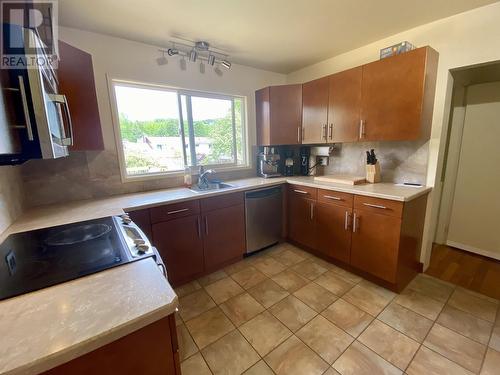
[150,200,200,224]
[288,184,317,200]
[200,192,244,212]
[354,195,403,218]
[317,189,353,207]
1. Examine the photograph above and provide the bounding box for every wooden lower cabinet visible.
[350,209,402,283]
[315,202,352,264]
[203,204,245,270]
[42,315,180,375]
[288,195,316,249]
[152,215,204,286]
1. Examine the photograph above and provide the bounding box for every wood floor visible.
[426,243,500,300]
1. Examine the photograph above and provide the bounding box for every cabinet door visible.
[302,77,329,144]
[203,204,245,270]
[350,209,401,283]
[328,67,362,143]
[270,85,302,145]
[360,47,429,141]
[315,202,352,263]
[58,41,104,150]
[288,195,316,249]
[152,215,204,286]
[128,209,152,240]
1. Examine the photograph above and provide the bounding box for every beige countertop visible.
[0,258,178,375]
[0,175,430,375]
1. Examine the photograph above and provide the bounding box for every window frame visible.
[108,77,250,182]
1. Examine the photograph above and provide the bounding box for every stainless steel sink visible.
[189,182,235,193]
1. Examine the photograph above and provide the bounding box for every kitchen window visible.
[111,80,247,179]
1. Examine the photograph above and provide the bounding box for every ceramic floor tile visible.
[175,310,183,326]
[243,360,275,375]
[269,295,317,332]
[175,280,202,297]
[406,346,473,375]
[224,260,252,275]
[490,325,500,351]
[423,323,487,373]
[332,341,402,375]
[329,265,363,284]
[253,257,287,276]
[247,279,289,308]
[202,329,260,375]
[321,298,373,337]
[264,335,329,375]
[394,289,444,320]
[323,368,342,375]
[204,277,244,304]
[296,315,354,364]
[272,249,306,266]
[272,270,309,292]
[185,307,235,349]
[230,266,268,289]
[314,271,355,296]
[481,348,500,375]
[179,289,217,321]
[447,287,499,322]
[198,269,228,286]
[378,302,433,342]
[406,274,455,303]
[220,292,265,327]
[293,282,338,312]
[290,260,328,280]
[180,352,212,375]
[342,283,394,316]
[239,311,292,356]
[437,304,493,344]
[177,323,198,361]
[358,319,419,370]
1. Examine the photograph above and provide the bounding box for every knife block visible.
[366,162,381,183]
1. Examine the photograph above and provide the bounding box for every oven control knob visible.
[137,244,149,253]
[122,216,132,224]
[134,239,146,245]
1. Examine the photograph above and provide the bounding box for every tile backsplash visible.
[0,166,24,234]
[318,140,429,184]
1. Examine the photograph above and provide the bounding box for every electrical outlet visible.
[317,156,329,166]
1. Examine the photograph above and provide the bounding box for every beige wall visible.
[0,166,24,236]
[286,2,500,267]
[21,27,286,206]
[446,81,500,259]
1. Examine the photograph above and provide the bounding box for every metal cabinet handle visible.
[167,208,189,215]
[310,203,314,220]
[323,195,341,201]
[344,211,351,231]
[322,124,327,140]
[297,127,301,143]
[293,189,308,195]
[359,120,365,139]
[352,213,358,233]
[328,123,333,140]
[18,76,34,141]
[205,216,209,235]
[196,217,201,238]
[362,203,387,210]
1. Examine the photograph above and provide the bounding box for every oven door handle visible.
[49,93,74,146]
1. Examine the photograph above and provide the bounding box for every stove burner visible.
[45,224,112,246]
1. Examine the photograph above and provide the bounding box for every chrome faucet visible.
[198,167,216,188]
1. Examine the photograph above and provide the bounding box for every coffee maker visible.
[258,147,281,178]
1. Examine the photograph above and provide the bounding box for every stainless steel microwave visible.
[0,24,72,165]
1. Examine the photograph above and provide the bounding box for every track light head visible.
[156,55,168,66]
[180,57,187,71]
[189,49,197,62]
[214,66,223,76]
[167,48,179,56]
[221,60,231,69]
[199,62,205,74]
[207,54,215,66]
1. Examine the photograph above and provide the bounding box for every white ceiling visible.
[58,0,499,73]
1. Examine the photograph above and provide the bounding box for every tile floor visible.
[174,243,500,375]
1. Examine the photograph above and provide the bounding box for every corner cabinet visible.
[256,84,302,145]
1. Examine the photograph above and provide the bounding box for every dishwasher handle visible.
[245,186,282,199]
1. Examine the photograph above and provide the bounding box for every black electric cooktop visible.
[0,217,132,301]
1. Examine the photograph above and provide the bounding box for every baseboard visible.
[446,240,500,261]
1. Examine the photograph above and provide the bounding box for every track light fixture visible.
[157,39,231,75]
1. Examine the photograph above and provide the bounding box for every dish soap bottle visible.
[183,166,192,188]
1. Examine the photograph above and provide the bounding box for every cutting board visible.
[314,174,366,185]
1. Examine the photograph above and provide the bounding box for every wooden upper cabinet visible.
[58,40,104,151]
[256,84,302,145]
[302,76,329,144]
[360,46,438,141]
[328,67,362,143]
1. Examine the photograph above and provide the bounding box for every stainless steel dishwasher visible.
[245,186,282,254]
